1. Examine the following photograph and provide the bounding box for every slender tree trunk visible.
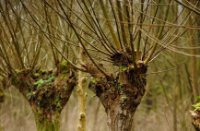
[189,0,200,100]
[89,64,147,131]
[77,48,87,131]
[77,70,86,131]
[188,1,200,131]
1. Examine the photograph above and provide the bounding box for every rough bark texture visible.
[6,62,77,130]
[89,63,147,131]
[191,110,200,131]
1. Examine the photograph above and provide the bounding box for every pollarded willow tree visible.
[0,0,78,130]
[40,0,200,130]
[1,0,200,130]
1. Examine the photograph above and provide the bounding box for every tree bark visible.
[8,66,77,131]
[89,64,147,131]
[34,111,60,131]
[191,110,200,131]
[77,70,86,131]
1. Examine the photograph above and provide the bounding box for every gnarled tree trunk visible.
[6,63,77,131]
[89,63,147,131]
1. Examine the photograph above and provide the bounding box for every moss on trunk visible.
[34,111,60,131]
[7,62,77,131]
[89,63,147,131]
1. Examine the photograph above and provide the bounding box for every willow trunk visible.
[90,65,147,131]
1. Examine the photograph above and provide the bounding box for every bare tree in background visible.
[175,1,200,130]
